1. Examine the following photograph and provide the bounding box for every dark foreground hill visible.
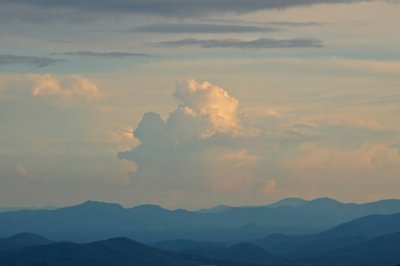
[1,230,399,266]
[1,197,400,242]
[0,238,207,266]
[0,236,289,266]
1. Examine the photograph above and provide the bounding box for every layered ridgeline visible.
[1,212,400,266]
[1,198,400,242]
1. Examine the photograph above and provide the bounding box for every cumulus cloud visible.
[161,37,323,49]
[117,79,400,206]
[118,80,266,201]
[174,80,239,134]
[0,73,101,102]
[30,74,100,101]
[0,55,63,67]
[119,79,242,148]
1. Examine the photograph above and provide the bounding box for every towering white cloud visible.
[173,79,239,135]
[118,76,400,208]
[118,80,267,205]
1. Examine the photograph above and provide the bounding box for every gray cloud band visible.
[133,23,278,33]
[1,0,374,16]
[59,51,150,58]
[0,55,63,68]
[161,38,324,49]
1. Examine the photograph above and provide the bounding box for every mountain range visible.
[1,197,400,243]
[1,209,400,266]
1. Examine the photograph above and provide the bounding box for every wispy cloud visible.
[265,21,324,27]
[14,164,47,184]
[161,37,324,49]
[133,23,278,33]
[0,55,63,68]
[389,144,400,154]
[59,51,150,58]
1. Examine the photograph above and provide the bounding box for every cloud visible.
[315,124,394,149]
[0,0,375,17]
[0,55,63,68]
[173,80,240,134]
[16,164,30,178]
[210,149,261,193]
[13,164,47,184]
[59,51,150,58]
[119,80,243,151]
[389,143,400,155]
[0,73,101,102]
[30,74,101,101]
[259,179,278,195]
[286,143,400,184]
[264,21,323,27]
[120,80,395,205]
[133,23,277,33]
[118,80,265,201]
[161,37,323,49]
[115,77,400,206]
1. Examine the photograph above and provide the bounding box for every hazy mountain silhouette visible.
[197,205,235,213]
[1,198,400,242]
[0,237,207,266]
[181,242,286,265]
[0,233,52,257]
[254,212,400,260]
[1,227,399,266]
[267,198,308,208]
[320,212,400,238]
[151,211,400,264]
[1,207,399,265]
[0,235,285,266]
[0,206,58,213]
[296,231,400,266]
[153,239,224,252]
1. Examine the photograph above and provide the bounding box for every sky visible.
[0,0,400,210]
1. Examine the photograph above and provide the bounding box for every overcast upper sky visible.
[0,0,399,209]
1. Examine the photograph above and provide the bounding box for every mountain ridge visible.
[1,197,400,242]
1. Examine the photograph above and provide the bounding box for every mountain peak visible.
[268,198,308,208]
[129,204,170,213]
[197,205,234,213]
[6,232,50,241]
[309,197,342,204]
[69,200,124,211]
[131,204,166,209]
[4,232,52,248]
